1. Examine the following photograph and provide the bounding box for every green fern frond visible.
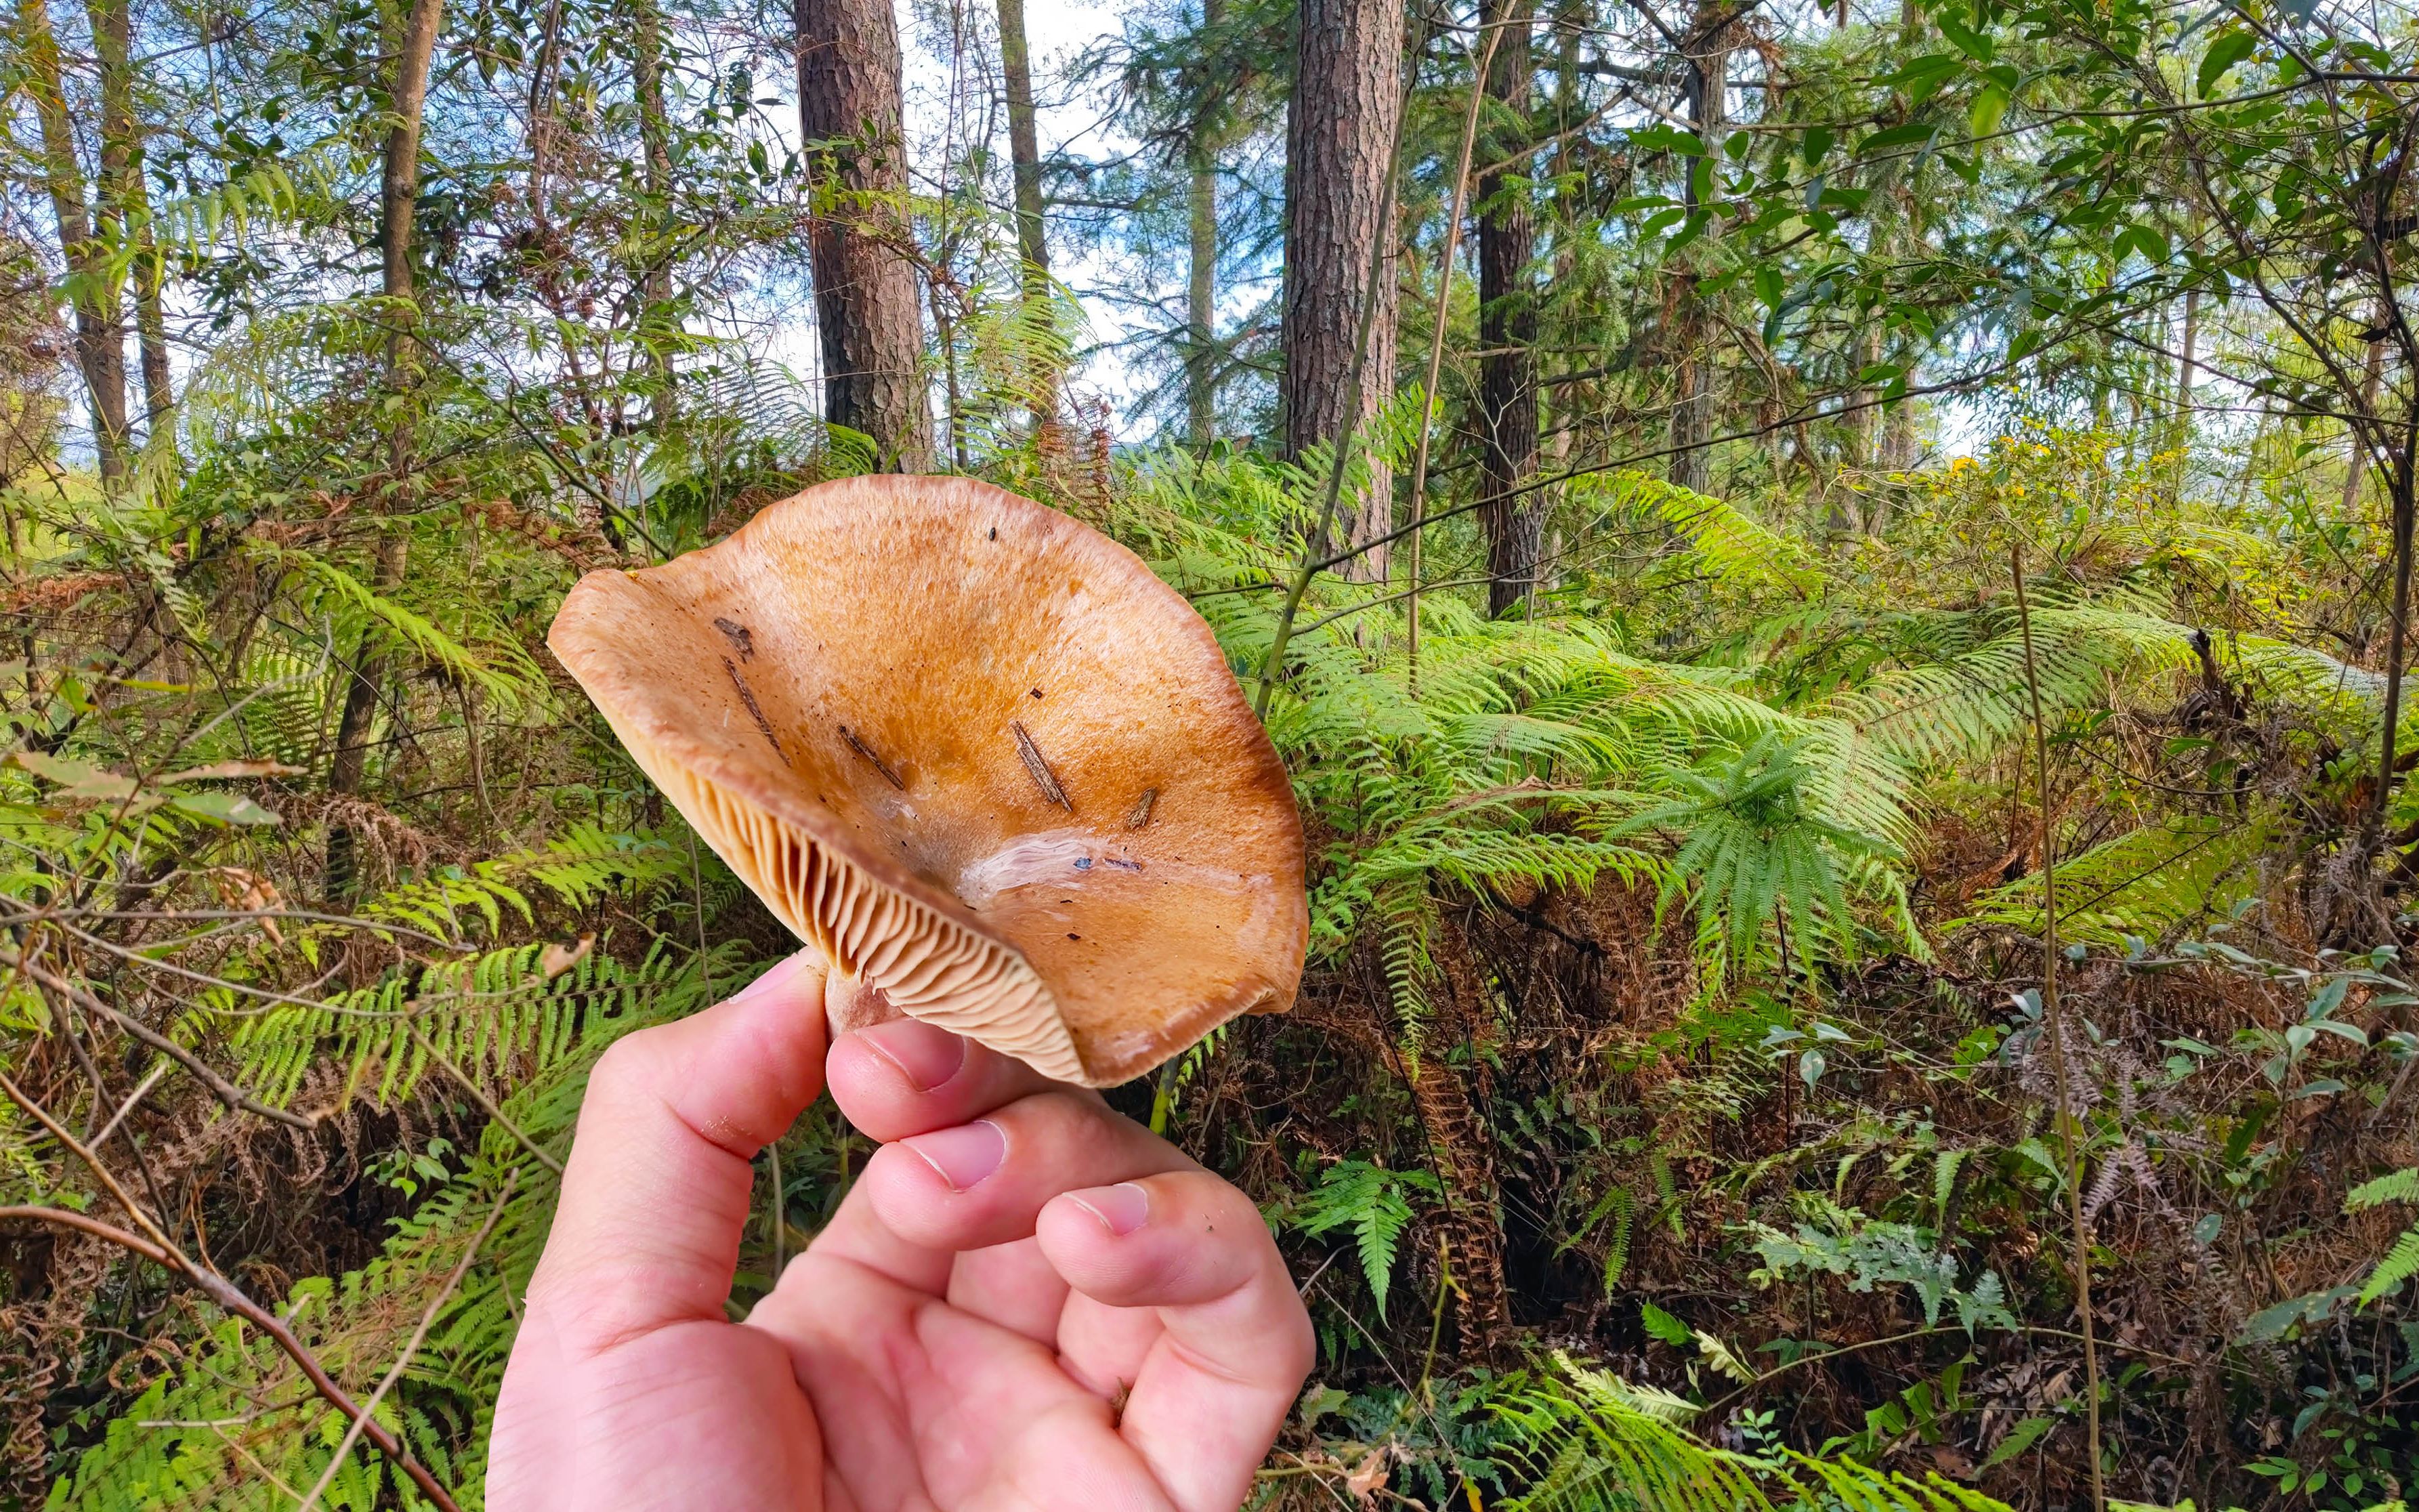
[1959,816,2267,947]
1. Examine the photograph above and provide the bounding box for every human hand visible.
[487,951,1313,1511]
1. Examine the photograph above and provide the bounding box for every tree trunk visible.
[1478,0,1540,618]
[1281,0,1402,581]
[1666,2,1728,496]
[797,0,933,471]
[1187,152,1219,446]
[1185,0,1223,449]
[997,0,1057,426]
[327,0,444,900]
[85,0,170,433]
[633,0,678,426]
[20,0,129,484]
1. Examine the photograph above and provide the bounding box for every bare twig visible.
[2011,540,2105,1512]
[2,948,315,1129]
[1404,16,1509,692]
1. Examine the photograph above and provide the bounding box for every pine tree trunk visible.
[85,0,171,433]
[633,0,678,426]
[327,0,444,900]
[998,0,1047,284]
[1185,0,1223,449]
[20,0,129,484]
[1187,152,1219,446]
[1281,0,1402,581]
[797,0,933,471]
[1479,0,1540,618]
[1666,2,1728,496]
[997,0,1056,426]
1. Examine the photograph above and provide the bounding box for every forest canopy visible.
[4,0,2419,1505]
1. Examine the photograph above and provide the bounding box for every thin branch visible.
[3,948,315,1129]
[2011,541,2105,1512]
[406,1026,564,1177]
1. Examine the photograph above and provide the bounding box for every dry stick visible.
[2010,541,2106,1512]
[2,950,316,1130]
[405,1026,565,1176]
[90,1058,169,1149]
[294,1167,520,1512]
[0,1068,465,1512]
[1403,17,1509,693]
[1251,16,1432,717]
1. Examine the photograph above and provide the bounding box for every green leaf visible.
[169,791,282,826]
[1979,1416,2055,1469]
[1858,121,1941,155]
[1639,1300,1691,1346]
[2199,30,2257,98]
[1969,82,2009,138]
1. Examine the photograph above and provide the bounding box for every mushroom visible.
[547,475,1307,1086]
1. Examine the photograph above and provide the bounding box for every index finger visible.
[526,950,828,1355]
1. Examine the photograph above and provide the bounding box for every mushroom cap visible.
[546,475,1307,1085]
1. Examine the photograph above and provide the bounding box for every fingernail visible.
[1069,1182,1150,1236]
[905,1120,1006,1191]
[734,951,814,1004]
[858,1018,967,1092]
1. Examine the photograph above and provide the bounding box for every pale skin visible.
[488,950,1316,1511]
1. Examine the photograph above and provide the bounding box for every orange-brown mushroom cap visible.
[545,475,1307,1086]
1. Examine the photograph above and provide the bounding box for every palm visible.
[490,959,1309,1512]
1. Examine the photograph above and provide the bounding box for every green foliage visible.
[1291,1160,1442,1320]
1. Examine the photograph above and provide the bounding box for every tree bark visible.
[1666,1,1729,496]
[1187,149,1219,446]
[797,0,933,471]
[1185,0,1224,449]
[327,0,444,900]
[19,0,129,484]
[996,0,1056,425]
[633,0,677,426]
[1281,0,1402,581]
[85,0,169,434]
[1478,0,1540,617]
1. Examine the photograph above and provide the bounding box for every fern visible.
[1960,816,2267,948]
[2349,1169,2419,1305]
[1496,1354,2019,1512]
[1292,1160,1442,1320]
[48,946,740,1509]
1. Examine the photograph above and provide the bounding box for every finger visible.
[944,1235,1072,1344]
[856,1090,1194,1259]
[801,1080,1159,1295]
[824,1017,1064,1142]
[1036,1171,1313,1512]
[528,951,828,1355]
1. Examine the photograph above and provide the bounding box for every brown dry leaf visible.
[539,934,595,979]
[1344,1448,1389,1505]
[209,867,287,943]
